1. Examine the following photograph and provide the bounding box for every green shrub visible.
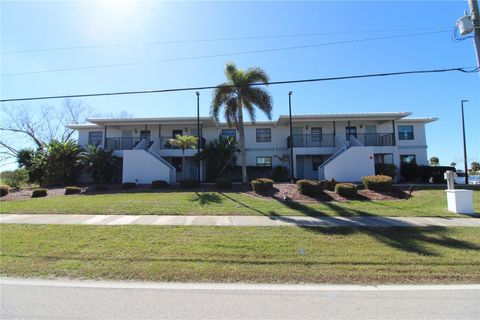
[180,179,199,189]
[362,175,393,192]
[375,163,397,178]
[0,185,9,197]
[271,166,289,182]
[319,178,337,191]
[251,178,273,193]
[151,180,168,189]
[297,179,322,197]
[32,188,48,198]
[65,186,82,195]
[121,182,137,189]
[0,169,29,190]
[215,178,232,189]
[94,184,108,191]
[334,183,357,198]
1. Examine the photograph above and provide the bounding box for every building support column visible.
[333,121,336,147]
[391,120,396,146]
[103,125,107,149]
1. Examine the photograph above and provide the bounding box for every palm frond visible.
[241,87,273,120]
[211,83,236,122]
[245,67,270,84]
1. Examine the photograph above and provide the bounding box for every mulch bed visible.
[245,183,408,203]
[0,183,407,203]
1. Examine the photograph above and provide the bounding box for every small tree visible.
[429,157,439,166]
[450,162,457,168]
[82,144,117,184]
[471,161,480,173]
[199,137,238,181]
[0,169,29,190]
[168,135,197,177]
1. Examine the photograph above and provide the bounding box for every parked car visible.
[455,172,480,185]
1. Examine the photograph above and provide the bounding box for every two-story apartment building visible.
[68,112,436,183]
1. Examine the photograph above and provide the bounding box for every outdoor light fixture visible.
[457,11,474,35]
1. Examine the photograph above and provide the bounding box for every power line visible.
[1,30,450,77]
[1,27,449,55]
[1,67,477,103]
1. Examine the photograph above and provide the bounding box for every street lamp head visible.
[288,91,292,96]
[196,92,200,96]
[461,99,469,103]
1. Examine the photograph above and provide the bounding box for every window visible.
[312,156,325,171]
[398,125,414,140]
[88,131,103,146]
[256,128,271,142]
[140,130,151,140]
[400,155,416,164]
[256,156,272,167]
[220,129,236,140]
[311,127,322,142]
[345,126,357,141]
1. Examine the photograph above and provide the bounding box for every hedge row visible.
[334,183,357,198]
[362,175,393,192]
[251,178,274,193]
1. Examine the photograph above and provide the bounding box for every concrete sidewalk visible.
[1,214,479,227]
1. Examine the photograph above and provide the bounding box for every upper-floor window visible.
[88,131,103,146]
[256,128,271,142]
[311,127,322,142]
[400,154,416,164]
[398,125,414,140]
[220,129,236,140]
[256,156,272,167]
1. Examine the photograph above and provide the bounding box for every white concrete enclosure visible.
[67,112,437,183]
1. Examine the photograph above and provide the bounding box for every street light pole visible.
[461,99,469,185]
[288,91,294,182]
[196,92,201,183]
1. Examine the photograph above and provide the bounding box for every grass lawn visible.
[1,224,479,284]
[1,189,479,217]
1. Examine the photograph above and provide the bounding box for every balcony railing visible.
[158,136,206,149]
[287,134,335,148]
[105,136,207,150]
[105,137,142,150]
[349,133,395,146]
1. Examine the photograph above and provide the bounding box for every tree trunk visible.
[237,104,248,183]
[182,150,186,180]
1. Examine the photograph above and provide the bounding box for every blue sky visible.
[1,1,479,168]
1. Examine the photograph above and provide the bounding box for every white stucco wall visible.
[122,150,174,184]
[323,146,375,182]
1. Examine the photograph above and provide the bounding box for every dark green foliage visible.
[375,163,397,178]
[65,186,82,195]
[151,180,168,189]
[319,179,337,191]
[0,185,9,197]
[271,166,289,182]
[180,179,199,189]
[222,166,271,182]
[94,184,108,191]
[121,182,137,190]
[297,179,322,197]
[31,188,47,198]
[82,145,117,184]
[0,169,29,190]
[214,178,232,189]
[251,178,273,193]
[200,138,238,182]
[17,141,84,187]
[362,175,393,192]
[335,183,357,198]
[401,164,454,183]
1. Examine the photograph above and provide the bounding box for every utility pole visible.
[468,0,480,66]
[196,92,201,183]
[288,91,294,182]
[461,100,469,185]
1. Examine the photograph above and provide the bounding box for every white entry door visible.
[364,125,377,146]
[292,127,304,147]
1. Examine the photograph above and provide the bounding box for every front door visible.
[292,127,304,147]
[140,130,151,141]
[121,130,133,149]
[346,126,357,141]
[364,125,377,146]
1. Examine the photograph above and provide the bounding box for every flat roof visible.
[86,116,218,126]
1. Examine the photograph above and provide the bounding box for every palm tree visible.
[211,62,272,183]
[168,135,197,177]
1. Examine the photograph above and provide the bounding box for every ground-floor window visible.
[400,154,416,164]
[256,156,272,167]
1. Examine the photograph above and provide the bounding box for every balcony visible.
[348,133,395,146]
[287,134,335,148]
[105,137,206,151]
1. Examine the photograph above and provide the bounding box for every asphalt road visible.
[1,279,479,320]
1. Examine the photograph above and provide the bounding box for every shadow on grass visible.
[191,192,222,205]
